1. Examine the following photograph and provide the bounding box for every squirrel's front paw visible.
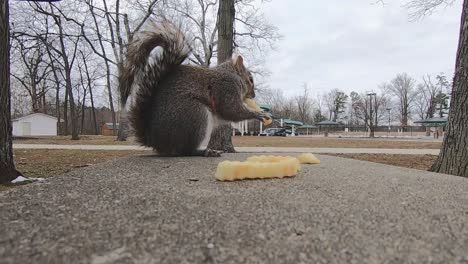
[255,111,272,121]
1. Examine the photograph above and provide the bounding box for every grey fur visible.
[121,21,269,156]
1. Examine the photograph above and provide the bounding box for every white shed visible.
[12,113,58,136]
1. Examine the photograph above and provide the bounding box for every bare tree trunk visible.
[63,84,69,135]
[114,0,128,141]
[402,104,409,131]
[58,39,78,140]
[431,0,468,177]
[217,0,235,63]
[117,14,132,141]
[48,11,79,140]
[80,88,87,134]
[116,59,129,141]
[81,52,99,135]
[87,3,113,136]
[369,96,375,138]
[101,0,118,137]
[89,85,98,135]
[55,83,61,134]
[374,96,379,127]
[0,0,18,183]
[104,65,117,137]
[78,58,87,134]
[208,0,236,153]
[116,108,129,141]
[31,81,39,112]
[41,83,47,114]
[50,56,61,134]
[65,69,79,140]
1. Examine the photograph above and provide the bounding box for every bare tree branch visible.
[404,0,456,20]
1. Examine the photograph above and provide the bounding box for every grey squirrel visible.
[120,21,270,156]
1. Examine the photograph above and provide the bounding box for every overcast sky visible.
[260,0,462,97]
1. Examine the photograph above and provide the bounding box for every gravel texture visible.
[1,153,467,264]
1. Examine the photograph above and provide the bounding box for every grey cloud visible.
[260,0,461,97]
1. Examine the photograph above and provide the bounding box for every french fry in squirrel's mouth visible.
[263,118,272,126]
[244,98,272,125]
[216,156,300,181]
[244,98,262,112]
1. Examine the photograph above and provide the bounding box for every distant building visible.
[12,113,58,136]
[101,123,119,136]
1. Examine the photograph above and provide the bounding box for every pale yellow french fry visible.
[215,156,300,181]
[244,98,272,126]
[247,155,301,171]
[297,153,321,164]
[263,118,273,126]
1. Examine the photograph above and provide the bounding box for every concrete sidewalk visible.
[1,153,466,263]
[13,143,440,155]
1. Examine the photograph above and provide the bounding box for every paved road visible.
[13,143,440,155]
[298,135,443,143]
[1,153,466,263]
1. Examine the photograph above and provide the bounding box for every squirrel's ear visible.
[233,54,245,71]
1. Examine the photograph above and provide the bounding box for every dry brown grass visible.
[233,136,441,149]
[329,154,437,171]
[13,149,150,178]
[14,135,133,145]
[15,135,442,149]
[0,149,150,192]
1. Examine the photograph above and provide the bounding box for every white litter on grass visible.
[11,176,45,183]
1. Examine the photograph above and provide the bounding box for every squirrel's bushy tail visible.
[119,20,190,145]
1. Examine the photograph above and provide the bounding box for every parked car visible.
[259,127,297,137]
[284,128,299,136]
[272,128,286,137]
[259,128,281,136]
